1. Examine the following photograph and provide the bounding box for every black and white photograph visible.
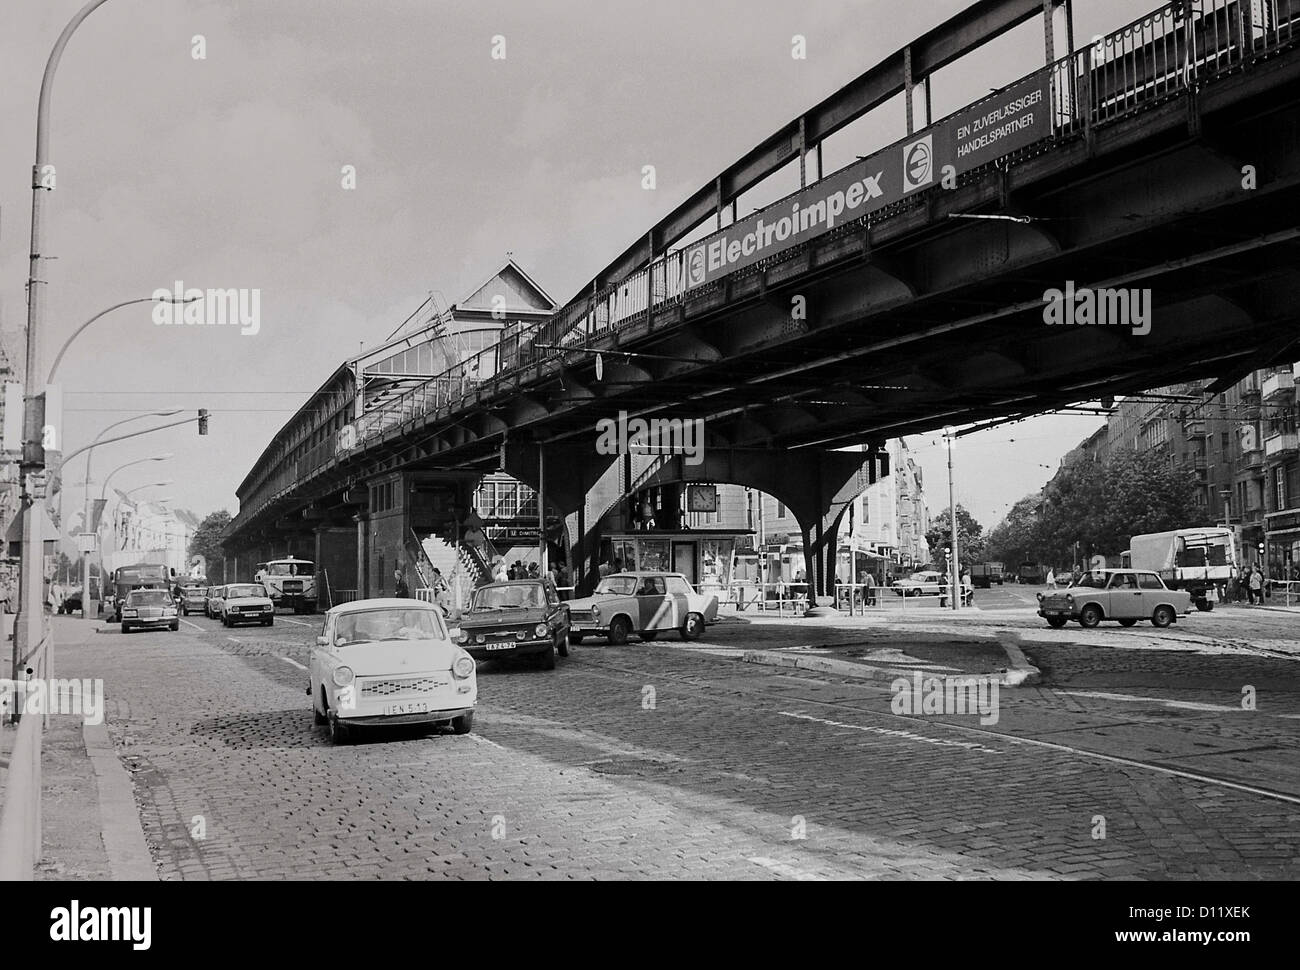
[1,0,1297,948]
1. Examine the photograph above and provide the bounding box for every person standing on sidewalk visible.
[393,566,411,599]
[1248,567,1263,605]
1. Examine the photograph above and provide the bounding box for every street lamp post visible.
[74,412,181,618]
[944,426,960,611]
[14,0,116,697]
[97,456,171,583]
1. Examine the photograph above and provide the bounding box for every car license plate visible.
[384,702,429,716]
[486,643,514,651]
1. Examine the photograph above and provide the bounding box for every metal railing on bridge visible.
[237,0,1299,525]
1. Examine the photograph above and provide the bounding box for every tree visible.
[925,504,985,568]
[984,493,1043,566]
[1035,449,1210,565]
[189,510,232,578]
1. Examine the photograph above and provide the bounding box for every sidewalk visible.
[13,616,155,880]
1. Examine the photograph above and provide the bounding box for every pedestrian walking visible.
[1248,566,1263,605]
[393,566,411,599]
[492,558,509,583]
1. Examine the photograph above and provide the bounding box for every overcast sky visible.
[4,0,1164,536]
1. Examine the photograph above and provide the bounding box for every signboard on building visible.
[685,71,1050,289]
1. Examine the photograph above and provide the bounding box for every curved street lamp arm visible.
[48,297,157,385]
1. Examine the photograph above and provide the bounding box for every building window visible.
[1278,467,1288,511]
[776,502,786,518]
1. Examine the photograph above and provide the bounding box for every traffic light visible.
[1257,541,1265,556]
[198,408,209,435]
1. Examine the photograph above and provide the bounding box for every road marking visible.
[468,734,504,750]
[226,637,240,644]
[778,711,1003,755]
[279,656,307,671]
[1061,690,1240,713]
[179,618,204,632]
[747,856,825,881]
[278,616,316,628]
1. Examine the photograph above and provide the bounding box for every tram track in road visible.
[196,619,1300,808]
[556,646,1300,807]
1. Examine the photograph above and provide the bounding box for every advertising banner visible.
[685,71,1051,289]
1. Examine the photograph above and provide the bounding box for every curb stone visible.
[83,721,157,881]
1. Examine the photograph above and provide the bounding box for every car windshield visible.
[227,585,266,598]
[1073,573,1109,588]
[595,577,637,595]
[264,562,311,576]
[128,590,171,606]
[473,584,545,610]
[334,608,445,644]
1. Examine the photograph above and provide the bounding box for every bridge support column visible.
[504,442,620,596]
[314,525,357,609]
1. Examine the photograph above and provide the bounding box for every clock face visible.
[689,487,716,512]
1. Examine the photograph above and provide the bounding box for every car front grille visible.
[360,676,444,697]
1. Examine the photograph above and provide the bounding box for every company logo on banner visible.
[686,72,1050,290]
[903,134,934,192]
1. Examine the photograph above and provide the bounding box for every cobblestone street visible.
[51,602,1300,880]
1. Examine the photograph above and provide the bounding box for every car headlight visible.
[591,604,600,621]
[475,634,485,644]
[1065,594,1074,604]
[452,655,475,679]
[456,629,468,644]
[332,666,354,687]
[165,608,177,616]
[516,629,527,640]
[534,622,549,638]
[1036,592,1043,601]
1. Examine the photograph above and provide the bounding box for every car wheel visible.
[181,607,188,617]
[681,612,705,641]
[262,617,273,626]
[314,690,328,725]
[451,711,474,735]
[222,614,231,627]
[1195,599,1213,612]
[570,632,585,645]
[1152,605,1175,628]
[170,621,179,631]
[121,624,130,634]
[1078,604,1103,628]
[1118,618,1137,627]
[641,630,658,642]
[328,712,351,745]
[1045,616,1067,629]
[556,632,569,657]
[537,642,557,670]
[608,616,631,646]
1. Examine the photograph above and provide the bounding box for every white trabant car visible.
[309,598,477,744]
[566,572,719,645]
[1037,568,1192,629]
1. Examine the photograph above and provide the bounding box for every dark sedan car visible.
[454,579,570,669]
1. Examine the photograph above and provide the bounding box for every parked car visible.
[205,585,226,619]
[309,598,477,744]
[1037,569,1192,628]
[455,579,569,669]
[174,578,209,616]
[220,583,275,627]
[890,571,971,606]
[567,572,718,645]
[120,588,179,634]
